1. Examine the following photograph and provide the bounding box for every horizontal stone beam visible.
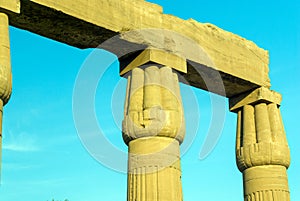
[1,0,270,97]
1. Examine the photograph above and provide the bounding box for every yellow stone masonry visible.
[0,12,12,178]
[231,88,290,200]
[123,66,185,144]
[1,0,270,97]
[0,1,292,200]
[0,13,12,105]
[123,65,185,201]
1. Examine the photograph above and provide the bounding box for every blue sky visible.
[0,0,299,200]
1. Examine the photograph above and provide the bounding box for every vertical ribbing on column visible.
[172,71,185,143]
[232,87,291,201]
[268,103,288,145]
[243,105,256,146]
[144,66,161,109]
[123,65,185,201]
[128,137,182,201]
[236,110,242,150]
[236,102,291,201]
[245,190,290,201]
[129,68,144,129]
[160,67,176,110]
[254,103,272,143]
[243,165,290,201]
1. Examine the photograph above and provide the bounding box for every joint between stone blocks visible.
[229,87,282,113]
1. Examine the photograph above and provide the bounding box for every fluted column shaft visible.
[235,101,290,201]
[0,12,13,175]
[122,65,185,201]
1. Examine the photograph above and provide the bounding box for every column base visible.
[243,165,290,201]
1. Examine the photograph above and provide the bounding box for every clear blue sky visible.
[0,0,299,200]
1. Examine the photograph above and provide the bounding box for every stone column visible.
[230,87,290,201]
[0,12,13,174]
[122,65,185,201]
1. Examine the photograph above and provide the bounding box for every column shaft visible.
[123,65,185,201]
[243,165,289,201]
[236,102,290,201]
[128,137,182,201]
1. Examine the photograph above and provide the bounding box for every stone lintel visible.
[0,0,20,14]
[3,0,270,97]
[230,87,282,112]
[120,48,187,75]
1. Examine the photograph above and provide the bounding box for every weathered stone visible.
[0,13,12,105]
[1,0,270,97]
[230,87,282,112]
[120,48,187,75]
[243,165,289,200]
[0,12,12,179]
[0,1,292,200]
[123,65,185,144]
[128,137,182,201]
[123,64,185,201]
[233,88,290,200]
[0,0,20,13]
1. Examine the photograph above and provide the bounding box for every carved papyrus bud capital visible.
[235,102,290,172]
[122,65,185,144]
